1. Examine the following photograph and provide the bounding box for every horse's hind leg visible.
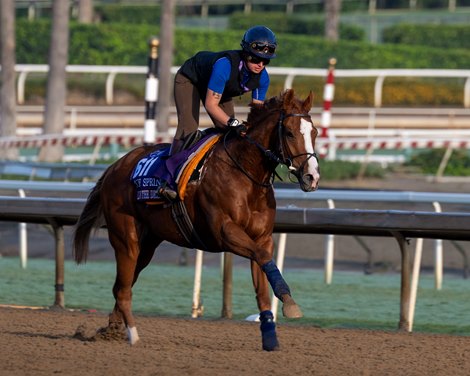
[106,216,143,345]
[133,232,161,285]
[107,232,161,337]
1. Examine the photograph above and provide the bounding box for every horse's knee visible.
[261,260,291,299]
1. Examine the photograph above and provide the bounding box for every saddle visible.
[131,130,222,205]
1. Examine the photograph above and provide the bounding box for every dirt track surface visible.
[1,306,470,376]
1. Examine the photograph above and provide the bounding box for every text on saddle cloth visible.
[131,132,222,202]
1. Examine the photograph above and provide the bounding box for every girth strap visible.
[171,200,207,251]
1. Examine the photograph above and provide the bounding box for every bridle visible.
[223,110,319,187]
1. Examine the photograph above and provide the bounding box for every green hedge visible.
[14,20,470,107]
[228,12,365,41]
[15,20,470,69]
[383,23,470,49]
[16,20,158,65]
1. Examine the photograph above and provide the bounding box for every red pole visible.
[320,58,336,138]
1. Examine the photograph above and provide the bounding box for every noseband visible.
[224,110,318,187]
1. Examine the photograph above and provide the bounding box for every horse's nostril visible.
[302,174,314,185]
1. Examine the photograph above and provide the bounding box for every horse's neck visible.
[227,120,278,180]
[249,114,278,152]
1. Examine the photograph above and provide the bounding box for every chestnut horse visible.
[73,89,320,351]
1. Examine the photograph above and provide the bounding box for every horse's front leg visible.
[251,260,279,351]
[223,222,303,319]
[260,259,303,319]
[250,260,271,312]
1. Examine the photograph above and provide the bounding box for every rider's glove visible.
[227,117,241,128]
[227,118,247,137]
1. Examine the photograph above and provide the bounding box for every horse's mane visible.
[246,92,284,126]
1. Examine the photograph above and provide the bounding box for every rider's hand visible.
[227,117,241,128]
[227,118,247,137]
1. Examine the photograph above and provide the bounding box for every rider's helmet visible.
[240,25,277,60]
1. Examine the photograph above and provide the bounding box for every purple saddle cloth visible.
[131,129,219,201]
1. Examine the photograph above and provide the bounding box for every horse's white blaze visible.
[299,119,320,186]
[127,326,140,345]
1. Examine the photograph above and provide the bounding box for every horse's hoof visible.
[282,302,303,318]
[262,335,280,352]
[259,310,280,351]
[127,326,140,345]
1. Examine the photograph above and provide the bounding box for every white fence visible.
[8,64,470,108]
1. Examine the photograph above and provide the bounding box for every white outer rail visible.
[7,64,470,108]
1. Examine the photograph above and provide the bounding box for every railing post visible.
[284,73,295,90]
[272,232,287,321]
[50,219,65,309]
[464,77,470,108]
[17,71,29,104]
[105,71,117,105]
[374,75,385,107]
[392,231,412,332]
[144,37,159,145]
[433,202,443,290]
[191,249,204,318]
[18,189,28,269]
[324,199,335,285]
[409,238,423,332]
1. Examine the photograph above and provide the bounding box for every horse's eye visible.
[285,130,295,139]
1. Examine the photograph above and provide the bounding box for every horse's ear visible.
[282,89,295,110]
[302,91,314,112]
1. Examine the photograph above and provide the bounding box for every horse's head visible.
[263,89,320,192]
[234,89,320,191]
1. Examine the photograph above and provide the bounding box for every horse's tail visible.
[73,174,105,264]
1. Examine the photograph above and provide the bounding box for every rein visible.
[223,110,318,187]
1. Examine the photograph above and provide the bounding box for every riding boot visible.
[158,183,178,201]
[158,138,185,201]
[169,138,185,156]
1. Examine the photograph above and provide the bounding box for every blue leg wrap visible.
[261,260,291,300]
[259,310,279,351]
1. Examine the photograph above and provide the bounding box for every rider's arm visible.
[205,57,232,128]
[205,89,231,127]
[251,69,270,104]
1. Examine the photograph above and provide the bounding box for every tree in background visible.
[78,0,93,24]
[325,0,342,41]
[39,0,70,162]
[0,0,18,160]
